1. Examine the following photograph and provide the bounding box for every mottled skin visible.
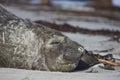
[0,5,87,72]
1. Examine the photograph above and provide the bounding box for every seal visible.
[0,5,87,72]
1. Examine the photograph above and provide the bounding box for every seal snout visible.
[63,46,83,61]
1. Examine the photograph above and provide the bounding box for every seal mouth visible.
[53,54,78,72]
[73,60,90,71]
[55,59,90,72]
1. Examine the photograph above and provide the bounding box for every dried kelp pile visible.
[35,20,120,43]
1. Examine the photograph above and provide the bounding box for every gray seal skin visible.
[0,5,86,72]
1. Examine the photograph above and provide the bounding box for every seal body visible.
[0,5,85,72]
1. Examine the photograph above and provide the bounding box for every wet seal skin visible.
[0,5,90,72]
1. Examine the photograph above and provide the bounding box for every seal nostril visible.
[78,47,85,53]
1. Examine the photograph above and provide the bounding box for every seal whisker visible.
[2,32,5,44]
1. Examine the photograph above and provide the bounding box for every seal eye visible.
[51,41,60,45]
